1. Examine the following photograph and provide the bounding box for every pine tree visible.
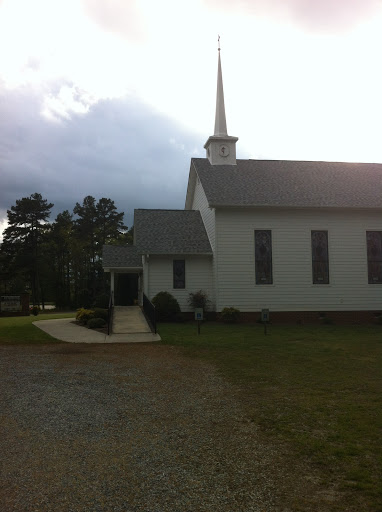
[2,193,53,306]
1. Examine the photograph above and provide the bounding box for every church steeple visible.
[214,49,227,136]
[204,38,238,165]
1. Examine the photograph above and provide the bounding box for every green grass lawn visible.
[1,315,381,508]
[158,322,382,510]
[0,312,75,344]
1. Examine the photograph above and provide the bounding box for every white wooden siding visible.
[191,178,216,251]
[191,178,217,307]
[148,255,213,312]
[215,208,382,312]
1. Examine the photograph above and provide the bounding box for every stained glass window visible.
[173,260,185,289]
[366,231,382,284]
[255,230,273,284]
[311,231,329,284]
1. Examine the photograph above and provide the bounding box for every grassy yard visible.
[158,322,382,510]
[0,312,75,344]
[1,315,381,509]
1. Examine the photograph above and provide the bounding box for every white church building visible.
[103,49,382,323]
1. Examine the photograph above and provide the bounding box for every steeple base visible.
[204,135,239,166]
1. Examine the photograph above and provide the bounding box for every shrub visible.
[187,290,211,311]
[152,291,181,322]
[93,308,108,321]
[219,307,241,323]
[76,308,95,325]
[30,305,40,316]
[173,312,186,323]
[93,294,109,309]
[87,317,106,329]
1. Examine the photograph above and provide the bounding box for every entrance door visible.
[115,274,139,306]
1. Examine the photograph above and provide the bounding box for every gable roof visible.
[134,209,212,255]
[102,245,142,268]
[187,158,382,209]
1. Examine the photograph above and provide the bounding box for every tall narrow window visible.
[255,230,273,284]
[173,260,185,289]
[311,231,329,284]
[367,231,382,284]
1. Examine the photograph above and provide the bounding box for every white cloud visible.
[41,85,94,122]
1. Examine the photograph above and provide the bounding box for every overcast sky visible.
[1,0,382,237]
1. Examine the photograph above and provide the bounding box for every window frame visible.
[366,231,382,284]
[173,259,185,289]
[311,230,330,285]
[254,230,273,285]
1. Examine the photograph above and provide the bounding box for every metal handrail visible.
[143,293,156,334]
[107,292,113,335]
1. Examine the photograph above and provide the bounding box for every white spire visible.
[204,37,238,166]
[214,48,228,136]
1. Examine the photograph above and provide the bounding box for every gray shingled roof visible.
[190,158,382,208]
[134,209,212,254]
[102,245,142,268]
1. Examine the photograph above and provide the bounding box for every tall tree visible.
[1,193,53,306]
[96,197,127,247]
[73,196,97,306]
[49,210,73,308]
[72,196,127,307]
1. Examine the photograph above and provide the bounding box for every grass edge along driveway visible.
[0,312,75,344]
[158,321,382,511]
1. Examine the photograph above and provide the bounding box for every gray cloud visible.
[0,87,202,233]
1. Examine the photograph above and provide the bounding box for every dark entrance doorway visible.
[115,274,139,306]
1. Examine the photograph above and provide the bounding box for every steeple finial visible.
[214,37,227,137]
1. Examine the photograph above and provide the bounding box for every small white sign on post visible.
[195,308,203,335]
[194,308,203,321]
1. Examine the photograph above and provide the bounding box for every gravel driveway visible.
[1,343,302,512]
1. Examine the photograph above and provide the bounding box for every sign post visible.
[261,309,269,335]
[195,308,203,335]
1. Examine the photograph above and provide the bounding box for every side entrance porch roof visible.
[103,245,142,271]
[103,209,212,269]
[134,209,212,255]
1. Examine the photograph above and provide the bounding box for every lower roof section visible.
[102,245,142,269]
[134,209,212,255]
[103,209,213,269]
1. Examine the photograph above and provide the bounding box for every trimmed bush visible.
[219,307,241,323]
[152,291,181,322]
[93,294,109,309]
[30,306,40,316]
[87,317,106,329]
[93,308,108,321]
[76,308,95,325]
[187,290,211,311]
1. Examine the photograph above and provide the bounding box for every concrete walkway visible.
[113,306,152,333]
[33,307,161,343]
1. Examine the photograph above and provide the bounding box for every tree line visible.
[0,193,132,309]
